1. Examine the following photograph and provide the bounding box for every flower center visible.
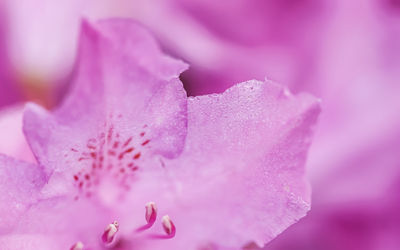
[70,123,151,199]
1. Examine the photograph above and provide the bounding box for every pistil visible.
[136,201,158,232]
[162,215,176,238]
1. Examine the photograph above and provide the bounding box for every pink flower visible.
[0,19,320,249]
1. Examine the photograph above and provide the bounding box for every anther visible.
[162,215,176,237]
[102,221,119,244]
[70,241,84,250]
[148,215,176,240]
[145,202,157,225]
[136,202,157,232]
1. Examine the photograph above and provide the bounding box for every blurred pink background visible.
[0,0,400,249]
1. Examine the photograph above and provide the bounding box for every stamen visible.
[70,241,84,250]
[102,221,119,244]
[148,215,176,240]
[162,215,176,237]
[145,202,157,225]
[136,202,157,232]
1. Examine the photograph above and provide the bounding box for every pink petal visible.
[164,80,320,248]
[0,234,60,250]
[11,196,115,249]
[23,19,188,182]
[0,154,45,233]
[0,105,35,163]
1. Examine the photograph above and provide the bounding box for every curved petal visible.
[0,154,45,234]
[164,80,320,248]
[23,19,188,186]
[0,105,35,163]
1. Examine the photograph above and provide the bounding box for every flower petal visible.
[0,234,60,250]
[0,154,46,234]
[0,105,35,163]
[166,80,320,248]
[10,196,114,249]
[23,19,188,182]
